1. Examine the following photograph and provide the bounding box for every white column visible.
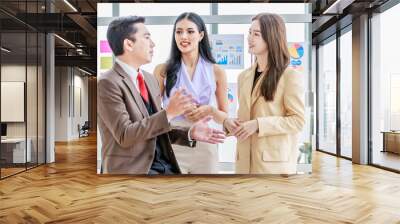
[46,33,55,163]
[352,14,369,164]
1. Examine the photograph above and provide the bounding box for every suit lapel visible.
[241,64,257,110]
[113,63,149,117]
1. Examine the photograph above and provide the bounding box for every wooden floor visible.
[1,167,26,178]
[373,151,400,171]
[1,135,400,223]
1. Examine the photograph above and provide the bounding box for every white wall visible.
[54,67,89,141]
[55,66,68,141]
[1,63,46,164]
[1,65,29,138]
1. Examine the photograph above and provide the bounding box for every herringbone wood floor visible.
[1,135,400,224]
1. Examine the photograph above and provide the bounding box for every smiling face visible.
[174,18,204,54]
[124,23,155,65]
[247,19,267,56]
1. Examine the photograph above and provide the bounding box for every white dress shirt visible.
[115,58,142,92]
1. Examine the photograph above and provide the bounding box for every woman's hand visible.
[235,120,259,141]
[184,105,214,123]
[223,118,241,136]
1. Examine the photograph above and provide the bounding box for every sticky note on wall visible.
[100,40,112,53]
[100,57,113,70]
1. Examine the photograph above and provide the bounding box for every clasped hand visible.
[223,118,258,141]
[184,104,213,123]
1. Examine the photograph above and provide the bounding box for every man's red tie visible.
[137,72,149,103]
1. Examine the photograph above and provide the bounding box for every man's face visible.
[124,23,155,65]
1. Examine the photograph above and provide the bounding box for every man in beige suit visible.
[98,16,225,174]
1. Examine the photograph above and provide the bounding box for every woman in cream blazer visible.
[224,13,305,174]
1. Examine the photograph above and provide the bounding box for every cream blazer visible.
[235,64,305,174]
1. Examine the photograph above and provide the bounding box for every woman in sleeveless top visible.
[154,12,228,174]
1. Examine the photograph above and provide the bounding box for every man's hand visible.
[165,88,195,120]
[190,116,226,144]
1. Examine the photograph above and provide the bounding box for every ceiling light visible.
[63,0,78,12]
[1,47,11,53]
[54,34,75,48]
[78,67,92,76]
[322,0,355,15]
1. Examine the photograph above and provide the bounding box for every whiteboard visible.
[1,82,25,122]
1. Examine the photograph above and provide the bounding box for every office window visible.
[0,1,46,179]
[218,3,306,14]
[340,29,352,158]
[38,32,46,165]
[27,31,38,169]
[1,29,28,178]
[318,37,337,155]
[119,3,211,16]
[371,3,400,171]
[98,3,113,17]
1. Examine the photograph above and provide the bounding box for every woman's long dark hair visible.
[253,13,290,101]
[165,12,216,97]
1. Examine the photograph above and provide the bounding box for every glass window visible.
[119,3,211,17]
[340,29,352,158]
[218,3,306,14]
[38,32,46,165]
[98,3,113,17]
[318,37,337,155]
[1,30,28,178]
[0,1,46,179]
[371,3,400,171]
[27,30,38,169]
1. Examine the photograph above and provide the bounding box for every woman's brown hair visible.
[252,13,290,101]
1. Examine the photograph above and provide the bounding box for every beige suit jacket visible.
[97,63,193,174]
[235,64,305,174]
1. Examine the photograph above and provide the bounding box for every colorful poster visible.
[227,83,238,117]
[100,56,113,70]
[210,34,244,69]
[288,42,306,72]
[100,40,112,53]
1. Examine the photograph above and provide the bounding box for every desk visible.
[381,131,400,154]
[1,138,31,164]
